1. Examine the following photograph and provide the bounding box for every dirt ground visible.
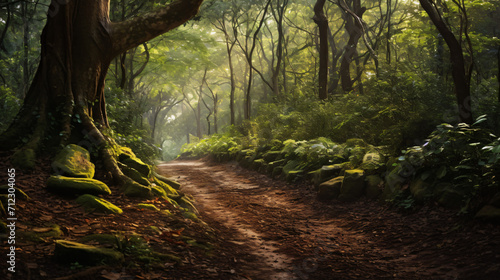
[1,157,500,279]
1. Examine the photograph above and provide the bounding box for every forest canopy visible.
[0,0,499,161]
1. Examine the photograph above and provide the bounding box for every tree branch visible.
[109,0,204,57]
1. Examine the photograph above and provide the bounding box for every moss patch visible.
[54,240,124,265]
[51,144,95,178]
[47,175,111,196]
[136,203,160,211]
[122,181,153,198]
[75,194,123,214]
[121,157,151,177]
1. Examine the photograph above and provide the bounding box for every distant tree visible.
[313,0,328,100]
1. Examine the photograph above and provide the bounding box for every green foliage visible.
[394,116,500,211]
[0,86,21,132]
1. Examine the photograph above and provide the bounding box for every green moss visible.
[122,181,153,198]
[75,194,123,214]
[118,162,151,186]
[136,203,160,211]
[12,148,35,171]
[20,224,63,242]
[47,175,111,196]
[153,177,179,197]
[121,157,151,177]
[153,171,181,189]
[54,240,124,265]
[52,144,95,178]
[0,185,30,200]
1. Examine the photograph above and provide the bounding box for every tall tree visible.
[313,0,328,100]
[0,0,204,185]
[419,0,473,123]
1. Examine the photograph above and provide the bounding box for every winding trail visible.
[157,159,500,280]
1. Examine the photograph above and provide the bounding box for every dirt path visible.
[158,159,500,280]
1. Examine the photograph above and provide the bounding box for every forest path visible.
[157,159,500,280]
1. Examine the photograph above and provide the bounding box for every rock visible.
[0,185,30,200]
[12,148,35,171]
[360,152,384,173]
[75,194,122,214]
[122,181,153,198]
[51,144,95,178]
[475,205,500,222]
[345,138,367,147]
[437,187,464,209]
[410,179,431,202]
[252,159,266,171]
[119,162,150,186]
[152,171,181,189]
[153,177,179,197]
[136,203,160,211]
[54,240,124,265]
[318,176,344,200]
[313,164,344,188]
[489,192,500,208]
[365,175,383,199]
[47,175,111,196]
[348,146,367,167]
[338,170,366,202]
[121,157,151,177]
[21,224,63,242]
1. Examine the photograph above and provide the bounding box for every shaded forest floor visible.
[1,156,500,279]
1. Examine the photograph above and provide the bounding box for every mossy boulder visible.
[345,138,367,147]
[437,187,464,209]
[313,164,344,188]
[119,162,150,186]
[47,175,111,196]
[136,203,160,211]
[0,185,30,200]
[54,240,124,265]
[152,171,181,189]
[365,175,383,199]
[318,176,344,200]
[360,152,384,173]
[75,194,122,214]
[121,157,151,177]
[348,147,367,167]
[12,148,35,171]
[122,181,153,198]
[409,179,431,202]
[51,144,95,178]
[338,169,366,202]
[475,205,500,222]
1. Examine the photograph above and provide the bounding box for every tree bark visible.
[419,0,473,124]
[313,0,328,100]
[0,0,204,183]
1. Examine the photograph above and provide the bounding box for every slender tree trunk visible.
[313,0,328,100]
[497,46,500,103]
[419,0,473,124]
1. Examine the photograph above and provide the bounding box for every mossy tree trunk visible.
[0,0,204,183]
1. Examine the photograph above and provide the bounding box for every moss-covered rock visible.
[21,224,63,242]
[360,152,384,173]
[152,171,181,189]
[119,162,150,186]
[136,203,160,211]
[153,177,179,197]
[475,205,500,222]
[437,187,464,209]
[121,157,151,177]
[365,175,383,199]
[75,194,122,214]
[12,148,35,171]
[0,185,30,200]
[338,169,366,202]
[345,138,367,147]
[318,176,344,200]
[122,181,153,198]
[51,144,95,178]
[313,164,344,188]
[409,179,431,202]
[348,147,367,167]
[47,175,111,196]
[54,240,124,265]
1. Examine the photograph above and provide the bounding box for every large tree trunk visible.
[313,0,328,100]
[0,0,203,182]
[419,0,473,124]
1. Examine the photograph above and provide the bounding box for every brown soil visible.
[1,156,500,279]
